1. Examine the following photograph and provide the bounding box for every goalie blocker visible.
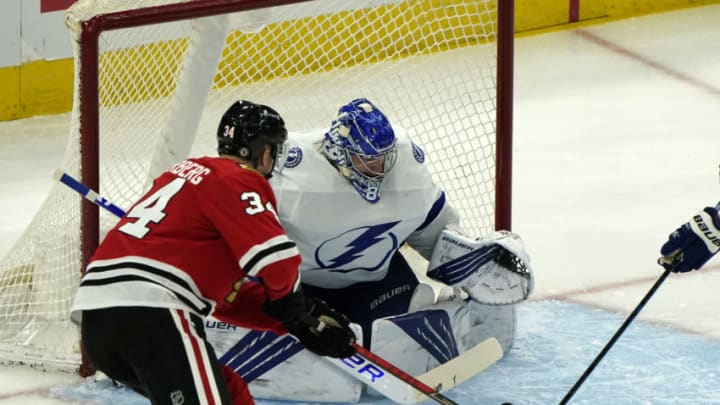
[427,229,534,305]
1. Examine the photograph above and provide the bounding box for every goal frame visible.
[73,0,514,375]
[76,0,514,268]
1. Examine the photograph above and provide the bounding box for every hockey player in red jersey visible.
[70,100,356,405]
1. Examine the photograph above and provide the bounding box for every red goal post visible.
[0,0,513,373]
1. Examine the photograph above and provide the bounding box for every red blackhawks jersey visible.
[71,157,301,330]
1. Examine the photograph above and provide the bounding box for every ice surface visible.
[0,4,719,404]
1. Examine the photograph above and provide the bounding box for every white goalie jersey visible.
[270,128,456,288]
[204,128,520,402]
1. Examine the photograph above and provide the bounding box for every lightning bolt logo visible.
[315,221,400,271]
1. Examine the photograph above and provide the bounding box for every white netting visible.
[0,0,505,370]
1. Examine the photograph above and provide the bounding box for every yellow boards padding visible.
[0,60,73,121]
[215,1,495,87]
[0,67,20,121]
[1,0,716,121]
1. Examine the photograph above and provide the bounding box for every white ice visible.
[0,4,719,404]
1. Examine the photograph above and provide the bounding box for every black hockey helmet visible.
[217,100,288,168]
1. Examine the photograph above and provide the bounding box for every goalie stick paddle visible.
[55,169,506,404]
[415,337,503,402]
[351,343,459,405]
[327,338,503,405]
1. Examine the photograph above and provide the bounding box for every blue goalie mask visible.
[322,98,398,203]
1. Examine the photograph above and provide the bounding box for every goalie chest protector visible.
[270,130,442,288]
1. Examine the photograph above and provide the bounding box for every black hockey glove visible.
[659,205,720,272]
[263,290,356,358]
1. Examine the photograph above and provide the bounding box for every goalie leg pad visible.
[205,318,363,402]
[427,229,534,305]
[370,300,469,378]
[466,300,517,354]
[367,298,515,397]
[371,297,516,375]
[204,301,516,402]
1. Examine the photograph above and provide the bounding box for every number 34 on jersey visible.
[119,177,279,239]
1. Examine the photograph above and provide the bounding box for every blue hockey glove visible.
[658,206,720,272]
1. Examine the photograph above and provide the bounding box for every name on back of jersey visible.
[170,160,211,185]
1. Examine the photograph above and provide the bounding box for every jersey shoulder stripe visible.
[240,234,300,277]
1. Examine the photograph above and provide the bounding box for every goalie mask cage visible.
[0,0,513,373]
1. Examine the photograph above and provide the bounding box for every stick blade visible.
[415,337,503,399]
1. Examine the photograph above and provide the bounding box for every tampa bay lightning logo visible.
[314,221,400,272]
[411,142,425,163]
[284,146,303,169]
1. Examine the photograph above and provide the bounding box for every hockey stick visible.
[53,170,126,218]
[416,336,503,401]
[328,338,503,405]
[55,169,504,404]
[558,268,673,404]
[328,343,459,405]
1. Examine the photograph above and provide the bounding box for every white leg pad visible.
[206,319,363,402]
[205,299,516,402]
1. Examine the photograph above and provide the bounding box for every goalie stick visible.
[327,338,503,404]
[55,169,504,404]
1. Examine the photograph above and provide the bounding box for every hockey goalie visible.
[206,98,534,402]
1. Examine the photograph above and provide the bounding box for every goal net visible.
[0,0,513,372]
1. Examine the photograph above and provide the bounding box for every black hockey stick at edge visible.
[559,268,673,404]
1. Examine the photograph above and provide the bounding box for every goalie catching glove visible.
[263,289,356,358]
[427,229,534,305]
[659,205,720,273]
